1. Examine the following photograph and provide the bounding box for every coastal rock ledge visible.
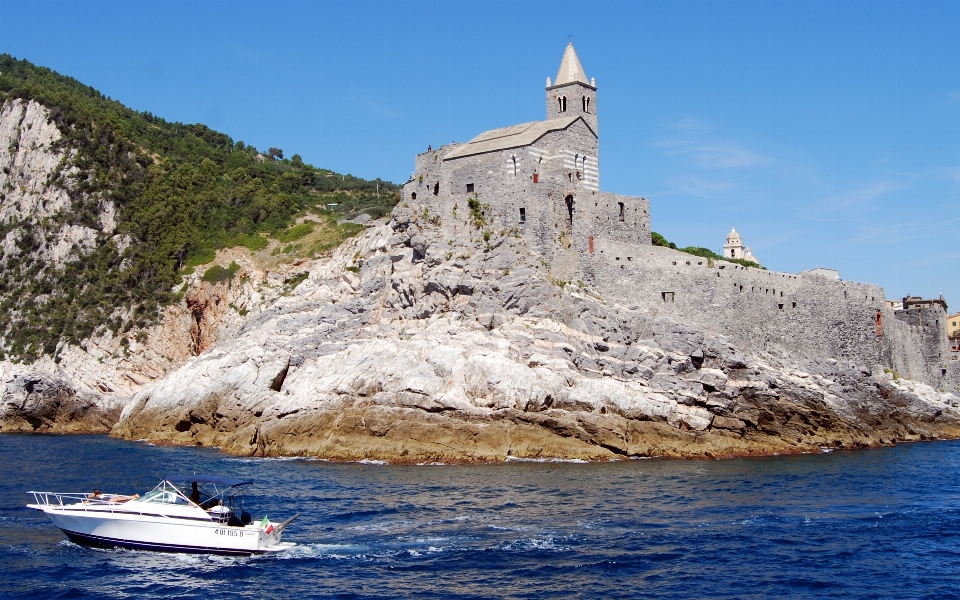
[108,208,960,461]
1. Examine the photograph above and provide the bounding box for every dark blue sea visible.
[2,435,960,599]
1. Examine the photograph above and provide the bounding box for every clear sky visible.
[2,1,958,305]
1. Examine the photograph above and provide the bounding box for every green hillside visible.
[0,54,399,362]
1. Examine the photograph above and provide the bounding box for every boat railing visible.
[27,491,228,521]
[27,491,140,512]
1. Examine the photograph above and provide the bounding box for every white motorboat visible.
[27,475,298,556]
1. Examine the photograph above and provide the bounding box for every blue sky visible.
[2,1,959,305]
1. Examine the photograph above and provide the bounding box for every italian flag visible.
[260,516,274,534]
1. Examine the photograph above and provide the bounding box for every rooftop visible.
[444,115,592,160]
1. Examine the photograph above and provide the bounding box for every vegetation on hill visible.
[0,54,399,362]
[652,231,763,270]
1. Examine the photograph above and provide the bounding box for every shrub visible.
[201,261,240,283]
[468,197,487,229]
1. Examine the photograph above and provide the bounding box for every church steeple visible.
[546,42,597,133]
[555,43,590,86]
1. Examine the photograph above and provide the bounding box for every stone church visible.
[401,43,651,274]
[723,226,760,266]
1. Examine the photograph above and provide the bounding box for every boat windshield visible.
[140,481,193,505]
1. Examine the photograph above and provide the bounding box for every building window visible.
[411,192,416,200]
[565,195,574,222]
[519,208,526,223]
[512,156,517,176]
[466,183,474,193]
[618,202,624,222]
[731,249,736,257]
[433,181,439,195]
[558,95,567,112]
[661,292,674,303]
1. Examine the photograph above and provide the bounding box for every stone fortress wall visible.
[581,241,956,388]
[399,43,957,391]
[886,306,960,388]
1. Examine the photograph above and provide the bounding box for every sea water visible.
[2,434,960,599]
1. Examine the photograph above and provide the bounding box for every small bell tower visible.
[545,42,598,134]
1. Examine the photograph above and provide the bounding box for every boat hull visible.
[61,529,267,556]
[36,508,291,556]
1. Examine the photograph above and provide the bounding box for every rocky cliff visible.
[3,58,959,461]
[0,57,392,434]
[0,94,377,434]
[111,206,960,461]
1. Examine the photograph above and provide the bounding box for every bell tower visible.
[545,42,598,134]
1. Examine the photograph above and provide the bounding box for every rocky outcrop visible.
[0,367,121,433]
[112,208,960,461]
[0,98,319,429]
[0,244,317,432]
[0,96,371,434]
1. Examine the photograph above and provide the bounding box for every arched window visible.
[512,156,517,177]
[411,192,417,200]
[565,195,574,222]
[558,95,567,112]
[582,96,587,112]
[618,202,624,222]
[586,97,591,113]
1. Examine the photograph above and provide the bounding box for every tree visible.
[267,147,283,160]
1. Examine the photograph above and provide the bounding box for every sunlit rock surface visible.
[113,212,960,461]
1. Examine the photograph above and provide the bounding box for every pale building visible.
[723,227,760,265]
[945,312,960,339]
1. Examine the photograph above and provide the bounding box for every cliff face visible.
[112,206,960,461]
[0,87,371,433]
[0,227,315,432]
[0,101,300,431]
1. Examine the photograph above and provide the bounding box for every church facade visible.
[401,43,651,269]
